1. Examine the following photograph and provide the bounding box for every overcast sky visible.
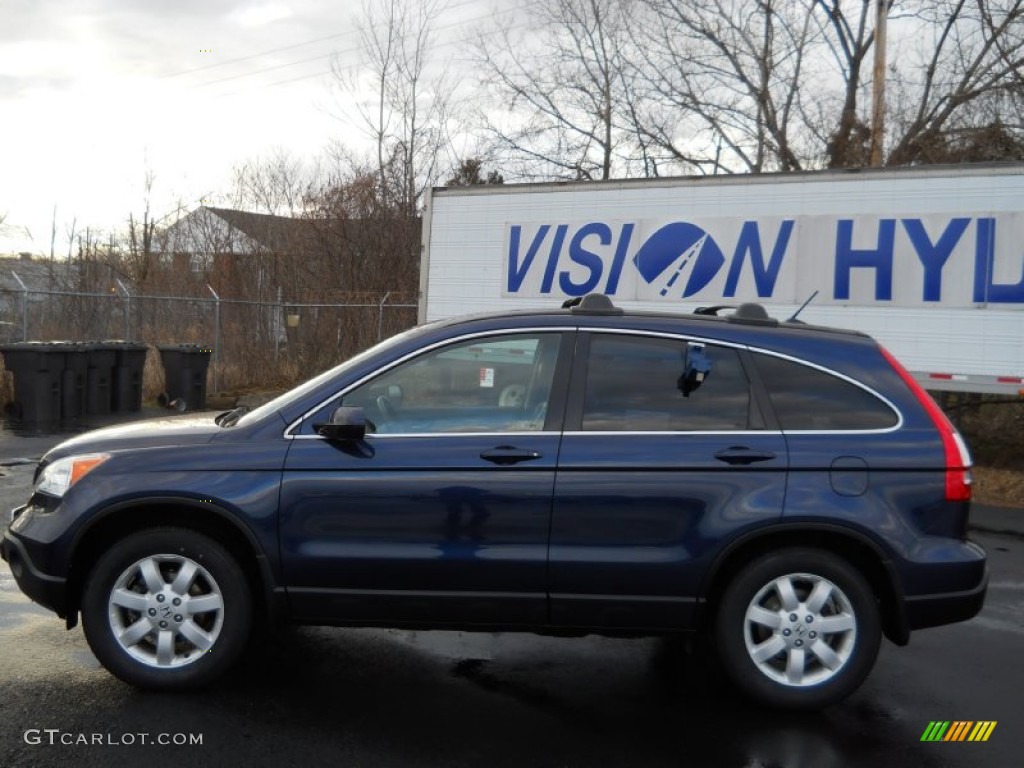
[0,0,499,255]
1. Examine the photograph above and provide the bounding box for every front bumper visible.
[2,507,69,618]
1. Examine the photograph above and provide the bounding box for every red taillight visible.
[880,347,973,502]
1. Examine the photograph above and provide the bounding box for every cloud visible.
[0,0,380,255]
[229,3,294,28]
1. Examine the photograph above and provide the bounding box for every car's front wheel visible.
[81,528,252,690]
[715,548,881,709]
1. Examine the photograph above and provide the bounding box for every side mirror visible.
[314,406,368,441]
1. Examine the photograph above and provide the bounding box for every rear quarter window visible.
[753,353,898,431]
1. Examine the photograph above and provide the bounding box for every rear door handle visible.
[480,446,542,465]
[714,447,777,466]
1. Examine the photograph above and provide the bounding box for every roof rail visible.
[563,294,624,315]
[693,304,737,316]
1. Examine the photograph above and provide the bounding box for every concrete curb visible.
[969,504,1024,538]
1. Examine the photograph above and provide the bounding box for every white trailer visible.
[419,163,1024,394]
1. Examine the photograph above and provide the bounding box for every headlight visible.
[34,453,110,498]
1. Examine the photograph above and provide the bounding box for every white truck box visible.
[420,164,1024,394]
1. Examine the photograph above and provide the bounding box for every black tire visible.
[714,548,881,709]
[81,528,252,690]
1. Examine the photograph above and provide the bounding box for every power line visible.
[210,0,540,95]
[169,0,493,88]
[195,50,339,88]
[159,31,357,80]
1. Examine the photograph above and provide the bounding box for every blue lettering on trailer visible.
[724,220,794,298]
[975,218,1024,303]
[504,216,1024,305]
[903,218,969,301]
[632,222,726,298]
[834,219,895,301]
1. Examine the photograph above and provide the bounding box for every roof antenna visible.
[787,290,819,323]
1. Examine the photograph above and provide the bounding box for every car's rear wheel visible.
[715,548,881,709]
[81,528,252,690]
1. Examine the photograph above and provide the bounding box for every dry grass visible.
[972,466,1024,509]
[951,395,1024,508]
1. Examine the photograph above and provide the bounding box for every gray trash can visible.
[84,343,117,415]
[0,342,66,426]
[60,343,89,420]
[109,342,148,412]
[157,344,212,411]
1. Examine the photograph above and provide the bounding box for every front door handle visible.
[714,447,777,466]
[480,446,542,465]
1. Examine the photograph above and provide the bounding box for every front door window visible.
[341,333,562,433]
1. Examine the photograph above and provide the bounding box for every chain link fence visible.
[0,286,418,404]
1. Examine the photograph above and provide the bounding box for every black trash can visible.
[84,343,117,416]
[157,344,212,411]
[60,343,89,421]
[109,342,148,412]
[0,342,66,426]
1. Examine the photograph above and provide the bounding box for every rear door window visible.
[752,353,898,430]
[580,335,758,431]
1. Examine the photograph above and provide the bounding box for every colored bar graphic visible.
[968,722,997,742]
[944,721,972,741]
[921,720,996,742]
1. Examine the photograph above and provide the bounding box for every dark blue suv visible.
[1,295,986,708]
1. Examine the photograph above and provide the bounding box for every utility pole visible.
[869,0,889,166]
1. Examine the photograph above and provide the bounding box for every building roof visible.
[162,206,420,259]
[203,207,319,253]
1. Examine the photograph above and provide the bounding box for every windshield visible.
[233,322,433,428]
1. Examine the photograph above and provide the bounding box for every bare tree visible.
[472,0,648,180]
[332,0,457,212]
[633,0,821,173]
[229,149,316,217]
[303,160,420,296]
[809,0,1024,167]
[50,205,58,261]
[813,0,878,168]
[65,216,77,262]
[0,209,10,255]
[633,0,1023,171]
[125,168,158,284]
[446,157,505,186]
[475,0,1020,176]
[884,0,1024,165]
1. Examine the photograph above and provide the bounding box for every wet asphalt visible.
[1,417,1022,767]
